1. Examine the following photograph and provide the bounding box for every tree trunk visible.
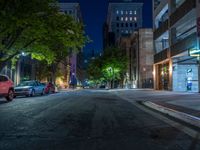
[51,64,57,85]
[0,61,7,71]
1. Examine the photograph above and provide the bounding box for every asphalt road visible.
[0,90,199,150]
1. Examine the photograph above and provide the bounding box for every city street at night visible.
[0,90,200,150]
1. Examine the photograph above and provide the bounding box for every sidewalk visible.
[141,92,200,129]
[113,89,200,129]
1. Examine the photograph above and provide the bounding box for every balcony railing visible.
[154,48,168,63]
[170,0,196,27]
[154,19,169,40]
[170,32,197,57]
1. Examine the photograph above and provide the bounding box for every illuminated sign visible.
[189,49,200,57]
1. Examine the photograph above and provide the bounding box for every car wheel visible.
[6,90,14,101]
[30,90,35,97]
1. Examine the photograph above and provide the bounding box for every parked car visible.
[14,80,45,97]
[0,75,14,101]
[99,85,106,89]
[42,82,55,94]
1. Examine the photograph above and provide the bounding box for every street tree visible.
[87,47,128,88]
[0,0,87,69]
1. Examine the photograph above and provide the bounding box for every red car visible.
[42,82,55,94]
[0,75,14,101]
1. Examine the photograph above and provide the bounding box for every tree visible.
[0,0,87,69]
[87,47,128,88]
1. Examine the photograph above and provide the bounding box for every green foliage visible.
[87,46,128,84]
[0,0,88,67]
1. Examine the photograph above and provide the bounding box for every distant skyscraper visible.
[58,3,82,22]
[58,3,82,87]
[106,1,143,44]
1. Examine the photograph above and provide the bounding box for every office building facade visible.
[58,3,83,88]
[153,0,200,92]
[118,29,154,88]
[105,1,143,46]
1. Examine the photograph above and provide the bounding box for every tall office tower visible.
[58,3,83,88]
[106,1,143,44]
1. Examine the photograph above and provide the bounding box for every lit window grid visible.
[116,10,137,15]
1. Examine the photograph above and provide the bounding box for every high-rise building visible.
[153,0,200,92]
[118,29,154,88]
[105,1,143,45]
[58,3,83,88]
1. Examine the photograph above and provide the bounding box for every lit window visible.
[125,17,128,21]
[130,11,133,15]
[116,10,119,14]
[121,10,123,15]
[121,30,124,33]
[126,11,128,14]
[125,30,128,34]
[121,17,123,21]
[134,17,137,21]
[134,11,137,15]
[130,17,133,21]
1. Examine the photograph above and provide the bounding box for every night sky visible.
[59,0,153,56]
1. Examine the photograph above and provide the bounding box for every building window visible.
[134,10,137,15]
[125,30,128,34]
[125,11,128,14]
[135,23,137,28]
[121,10,123,15]
[117,29,119,33]
[116,23,119,27]
[126,23,128,27]
[130,11,133,15]
[64,11,68,14]
[130,23,133,27]
[121,23,124,27]
[121,17,123,21]
[69,10,72,14]
[116,10,119,14]
[130,17,133,21]
[125,17,128,21]
[116,16,119,21]
[134,17,137,21]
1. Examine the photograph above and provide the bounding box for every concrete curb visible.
[142,101,200,129]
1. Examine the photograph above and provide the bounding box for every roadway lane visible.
[0,90,199,150]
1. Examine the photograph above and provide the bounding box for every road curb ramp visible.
[142,101,200,129]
